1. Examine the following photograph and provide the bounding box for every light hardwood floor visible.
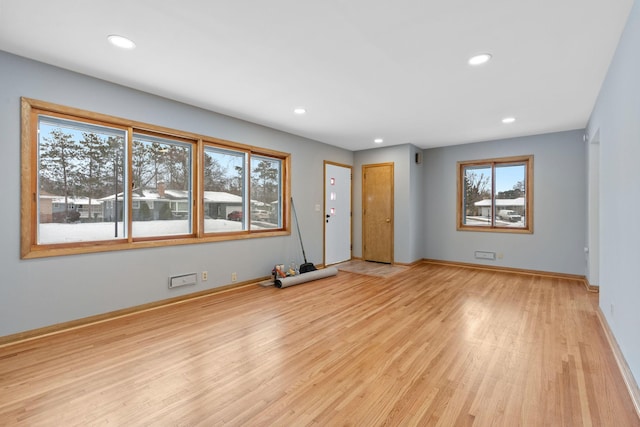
[335,259,409,278]
[1,263,638,426]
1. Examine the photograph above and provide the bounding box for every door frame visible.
[362,162,394,264]
[587,130,600,287]
[323,160,353,266]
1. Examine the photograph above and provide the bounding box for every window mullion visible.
[126,127,134,242]
[195,139,203,238]
[246,153,252,232]
[491,163,496,228]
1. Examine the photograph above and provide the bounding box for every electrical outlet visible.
[202,271,208,281]
[231,272,237,282]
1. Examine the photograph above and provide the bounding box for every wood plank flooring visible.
[1,263,638,426]
[335,259,409,278]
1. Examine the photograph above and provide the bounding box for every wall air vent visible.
[474,251,496,261]
[169,273,197,289]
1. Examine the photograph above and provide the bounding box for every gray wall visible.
[587,0,640,385]
[0,51,352,337]
[352,144,425,264]
[423,130,587,275]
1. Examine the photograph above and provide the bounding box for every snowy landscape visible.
[37,218,273,244]
[464,216,525,228]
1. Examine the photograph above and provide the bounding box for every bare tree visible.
[464,171,491,215]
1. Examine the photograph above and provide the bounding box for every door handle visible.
[385,218,390,223]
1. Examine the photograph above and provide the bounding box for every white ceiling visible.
[0,0,634,151]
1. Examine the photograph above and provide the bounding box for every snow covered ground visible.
[465,216,525,227]
[38,219,266,244]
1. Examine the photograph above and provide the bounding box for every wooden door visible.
[362,163,393,263]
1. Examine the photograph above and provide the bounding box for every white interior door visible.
[324,162,351,265]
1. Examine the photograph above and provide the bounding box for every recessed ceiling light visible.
[374,138,384,144]
[468,53,492,66]
[502,117,516,124]
[107,34,136,50]
[293,107,306,115]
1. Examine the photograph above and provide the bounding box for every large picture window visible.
[457,155,533,233]
[37,116,127,244]
[21,98,290,258]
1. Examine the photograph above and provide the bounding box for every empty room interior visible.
[1,1,640,425]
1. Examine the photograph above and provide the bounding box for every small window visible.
[457,155,533,233]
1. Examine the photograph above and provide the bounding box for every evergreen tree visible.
[39,128,82,221]
[80,132,109,220]
[165,145,190,190]
[159,203,173,220]
[231,165,244,196]
[132,140,151,191]
[139,201,152,221]
[252,159,279,206]
[106,136,125,222]
[497,180,525,200]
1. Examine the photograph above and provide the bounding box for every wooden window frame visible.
[21,97,291,259]
[456,155,533,234]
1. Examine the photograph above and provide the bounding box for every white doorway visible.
[324,162,352,265]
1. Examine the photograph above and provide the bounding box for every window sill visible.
[21,229,291,259]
